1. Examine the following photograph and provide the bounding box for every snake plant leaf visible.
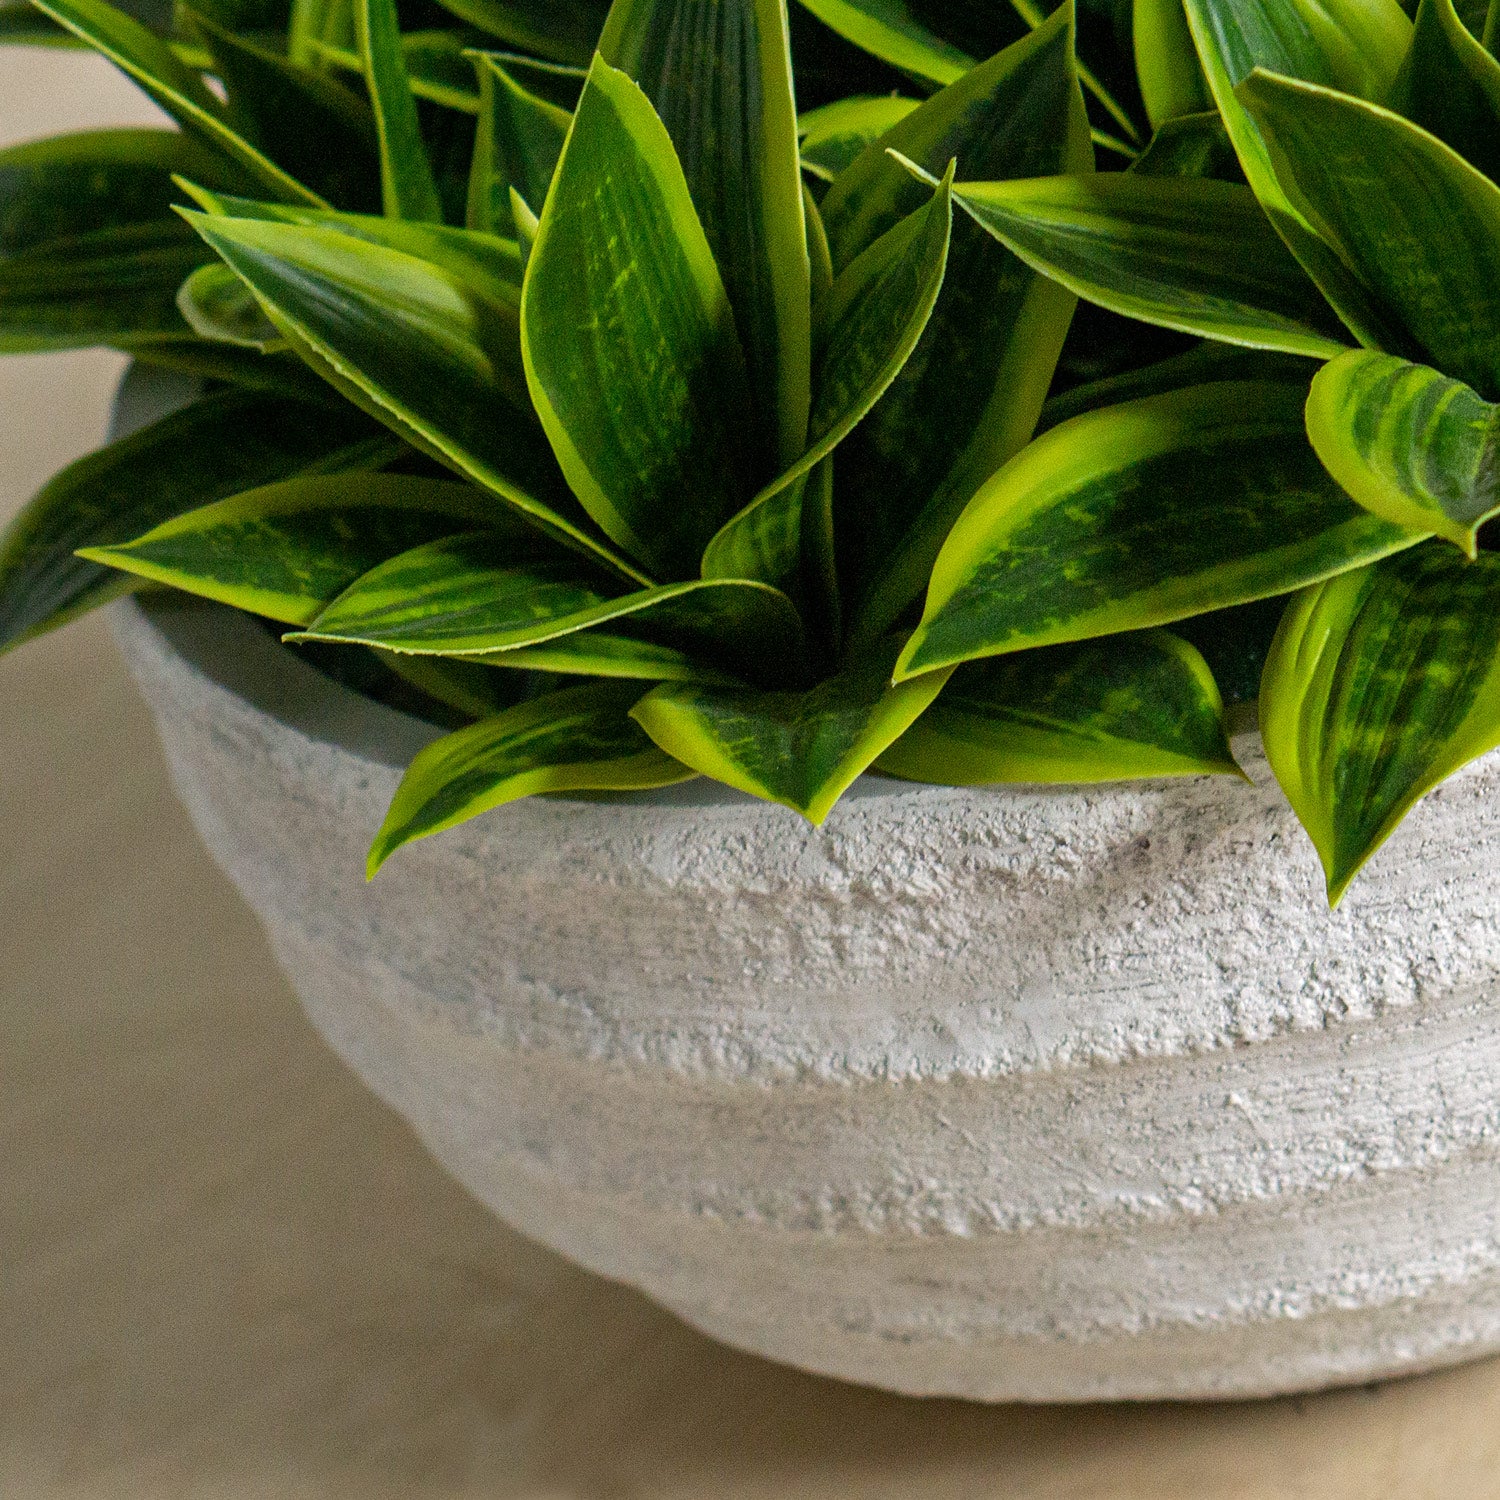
[949,173,1350,358]
[111,334,336,396]
[176,260,284,348]
[0,220,209,351]
[796,0,1140,149]
[177,183,525,291]
[894,380,1424,680]
[287,0,349,64]
[522,56,753,580]
[631,637,952,821]
[1260,544,1500,903]
[368,678,692,875]
[827,6,1095,646]
[477,52,589,110]
[28,0,329,206]
[293,531,807,681]
[793,0,978,87]
[803,181,834,309]
[396,31,484,112]
[427,0,610,65]
[466,52,569,234]
[1128,108,1236,177]
[700,165,952,590]
[1238,71,1500,398]
[0,129,227,254]
[877,629,1238,783]
[181,210,636,578]
[600,0,811,471]
[182,8,382,213]
[1391,0,1500,185]
[1182,0,1413,348]
[798,94,921,181]
[482,636,719,681]
[1181,0,1411,148]
[309,30,488,113]
[1037,340,1317,431]
[1133,0,1210,126]
[0,389,377,650]
[819,3,1087,270]
[509,186,538,265]
[1306,350,1500,557]
[78,474,497,624]
[354,0,443,222]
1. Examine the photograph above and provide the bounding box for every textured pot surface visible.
[113,594,1500,1402]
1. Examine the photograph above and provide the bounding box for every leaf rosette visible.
[6,0,1499,904]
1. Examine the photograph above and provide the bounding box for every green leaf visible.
[631,637,952,822]
[292,530,807,681]
[181,209,635,577]
[0,389,377,650]
[819,3,1087,270]
[1128,108,1236,177]
[521,56,753,579]
[793,0,976,87]
[354,0,443,221]
[182,8,382,213]
[1182,0,1411,135]
[0,220,208,351]
[1391,0,1500,185]
[427,0,610,65]
[700,166,953,589]
[1238,70,1500,399]
[1182,0,1413,346]
[798,94,921,181]
[289,0,353,67]
[509,186,538,264]
[1260,544,1500,903]
[113,334,335,395]
[948,172,1350,359]
[1133,0,1210,126]
[796,0,1141,148]
[1306,349,1500,557]
[78,474,497,625]
[0,129,225,255]
[369,679,692,875]
[29,0,329,205]
[600,0,812,471]
[477,630,721,682]
[1037,340,1317,431]
[176,259,285,347]
[177,183,524,290]
[894,380,1423,679]
[826,6,1095,645]
[465,52,570,233]
[309,31,489,112]
[877,628,1239,782]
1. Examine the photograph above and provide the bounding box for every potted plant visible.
[7,0,1500,1403]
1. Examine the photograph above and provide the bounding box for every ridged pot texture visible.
[112,594,1500,1402]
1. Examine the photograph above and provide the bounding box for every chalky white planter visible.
[113,592,1500,1403]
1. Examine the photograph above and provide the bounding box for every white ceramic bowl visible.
[110,592,1500,1402]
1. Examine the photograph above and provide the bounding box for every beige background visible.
[4,47,1500,1499]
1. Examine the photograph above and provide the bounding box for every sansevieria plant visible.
[0,0,1491,904]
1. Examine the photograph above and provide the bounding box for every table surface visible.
[5,48,1500,1500]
